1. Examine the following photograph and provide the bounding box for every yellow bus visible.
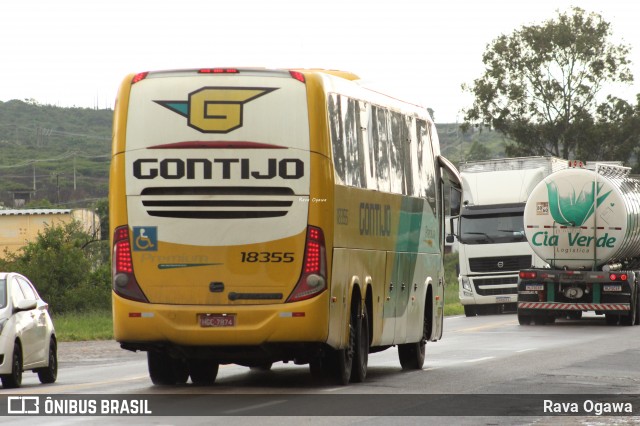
[110,68,461,385]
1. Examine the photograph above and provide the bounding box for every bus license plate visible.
[199,314,235,327]
[603,285,622,292]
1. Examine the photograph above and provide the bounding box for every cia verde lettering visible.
[531,231,616,248]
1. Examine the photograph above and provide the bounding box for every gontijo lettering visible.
[359,203,391,236]
[133,158,304,180]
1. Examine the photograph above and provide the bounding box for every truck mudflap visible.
[518,302,630,311]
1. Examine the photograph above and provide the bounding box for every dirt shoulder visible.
[57,340,144,365]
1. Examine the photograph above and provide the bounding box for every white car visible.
[0,272,57,388]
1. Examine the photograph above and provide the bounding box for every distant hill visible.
[0,100,111,208]
[0,101,510,208]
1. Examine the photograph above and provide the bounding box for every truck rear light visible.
[609,273,628,281]
[112,226,149,303]
[286,226,326,303]
[519,271,537,279]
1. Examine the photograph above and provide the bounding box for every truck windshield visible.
[459,212,525,244]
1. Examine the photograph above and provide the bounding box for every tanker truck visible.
[517,161,640,325]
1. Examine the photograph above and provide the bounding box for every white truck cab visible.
[455,157,566,316]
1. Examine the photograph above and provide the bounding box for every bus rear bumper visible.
[112,291,330,348]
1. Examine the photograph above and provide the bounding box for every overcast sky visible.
[1,0,638,122]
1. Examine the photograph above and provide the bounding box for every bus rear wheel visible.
[333,297,367,385]
[147,351,188,385]
[189,359,219,385]
[350,305,369,383]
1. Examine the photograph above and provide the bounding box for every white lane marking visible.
[464,356,495,363]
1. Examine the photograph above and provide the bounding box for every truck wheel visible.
[464,306,476,317]
[533,315,548,325]
[567,311,582,320]
[517,312,532,325]
[605,314,619,325]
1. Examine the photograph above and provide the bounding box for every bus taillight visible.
[289,71,305,83]
[131,72,148,84]
[112,226,149,303]
[287,226,326,303]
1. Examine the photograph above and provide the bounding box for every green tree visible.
[0,221,111,314]
[576,95,640,170]
[465,141,492,162]
[463,7,633,159]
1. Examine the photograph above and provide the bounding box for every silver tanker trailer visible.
[517,161,640,325]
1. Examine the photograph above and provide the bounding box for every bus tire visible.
[147,351,188,385]
[350,304,369,383]
[398,298,429,370]
[334,298,360,385]
[189,359,219,386]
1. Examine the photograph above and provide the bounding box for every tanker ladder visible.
[516,269,640,326]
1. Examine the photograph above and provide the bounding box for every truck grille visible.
[469,255,532,273]
[140,186,295,219]
[473,277,517,296]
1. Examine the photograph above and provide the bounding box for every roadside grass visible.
[53,253,463,341]
[444,251,464,316]
[53,310,113,342]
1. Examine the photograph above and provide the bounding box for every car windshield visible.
[0,279,6,309]
[459,212,526,244]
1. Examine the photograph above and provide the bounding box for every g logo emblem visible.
[156,87,277,134]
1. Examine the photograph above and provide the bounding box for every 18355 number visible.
[241,252,294,263]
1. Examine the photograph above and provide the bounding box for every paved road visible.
[5,312,640,425]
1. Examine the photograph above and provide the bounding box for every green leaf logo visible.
[546,180,611,226]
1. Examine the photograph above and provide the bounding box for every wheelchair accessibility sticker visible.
[133,227,158,251]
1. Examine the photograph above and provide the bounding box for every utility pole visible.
[32,164,36,193]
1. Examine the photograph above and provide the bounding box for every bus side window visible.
[389,111,405,194]
[372,106,391,192]
[343,97,364,188]
[329,93,346,185]
[416,119,437,213]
